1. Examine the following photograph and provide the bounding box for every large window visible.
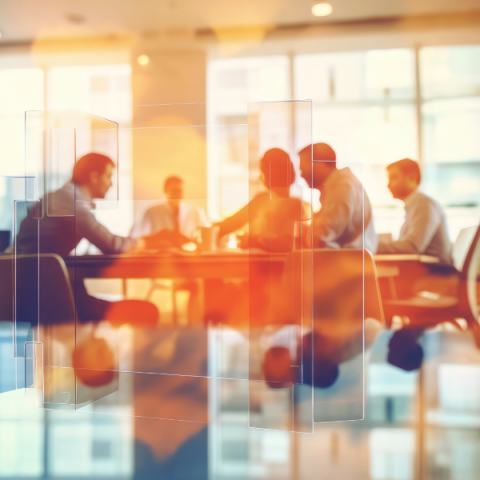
[0,61,133,241]
[208,45,480,239]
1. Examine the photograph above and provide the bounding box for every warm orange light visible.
[137,54,150,66]
[312,3,333,17]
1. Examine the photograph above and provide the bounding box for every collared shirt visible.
[17,183,136,257]
[131,201,210,239]
[312,167,378,252]
[377,189,452,264]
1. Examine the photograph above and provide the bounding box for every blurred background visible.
[0,1,479,479]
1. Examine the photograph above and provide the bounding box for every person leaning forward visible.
[17,152,164,326]
[299,143,378,252]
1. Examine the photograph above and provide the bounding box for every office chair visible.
[283,249,384,324]
[0,253,75,345]
[382,225,480,347]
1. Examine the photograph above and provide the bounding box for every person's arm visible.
[76,206,137,254]
[377,199,441,254]
[216,203,250,238]
[197,206,212,228]
[313,184,352,248]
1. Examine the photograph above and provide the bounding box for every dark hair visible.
[387,158,421,184]
[259,148,295,188]
[302,332,340,389]
[73,153,115,186]
[164,175,183,191]
[298,143,336,168]
[387,329,424,371]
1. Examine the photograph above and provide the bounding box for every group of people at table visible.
[17,142,452,264]
[14,142,454,387]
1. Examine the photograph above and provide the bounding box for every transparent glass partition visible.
[311,161,366,423]
[247,100,314,432]
[19,110,119,411]
[18,103,367,430]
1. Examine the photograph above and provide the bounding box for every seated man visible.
[377,158,452,264]
[17,152,160,325]
[299,143,378,252]
[131,175,210,325]
[131,175,210,243]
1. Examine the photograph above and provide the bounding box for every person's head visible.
[259,148,295,196]
[73,335,115,387]
[163,175,183,200]
[164,176,184,205]
[386,158,421,201]
[387,329,424,371]
[302,332,340,389]
[262,346,293,389]
[298,143,336,188]
[262,333,341,390]
[73,153,115,199]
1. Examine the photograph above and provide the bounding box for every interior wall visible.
[131,47,207,208]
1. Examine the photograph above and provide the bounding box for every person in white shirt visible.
[131,175,210,325]
[377,158,452,264]
[132,176,210,241]
[299,143,378,252]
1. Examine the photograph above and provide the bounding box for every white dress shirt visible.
[377,189,452,264]
[312,167,378,252]
[131,201,210,239]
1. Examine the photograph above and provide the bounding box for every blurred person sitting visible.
[377,158,452,264]
[217,148,303,252]
[131,175,210,245]
[299,143,378,252]
[17,152,160,326]
[131,175,211,325]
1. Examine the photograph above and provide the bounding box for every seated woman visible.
[217,148,303,252]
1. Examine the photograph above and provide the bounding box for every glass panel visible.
[312,248,365,423]
[25,109,119,218]
[247,100,314,432]
[25,342,43,409]
[13,200,39,358]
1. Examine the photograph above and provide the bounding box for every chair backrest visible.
[459,224,480,322]
[283,249,384,326]
[0,253,75,329]
[0,255,14,322]
[453,226,478,271]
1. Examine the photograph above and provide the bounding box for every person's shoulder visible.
[254,191,270,199]
[326,168,358,197]
[248,191,270,205]
[415,190,440,208]
[184,201,205,212]
[413,190,445,215]
[145,201,169,215]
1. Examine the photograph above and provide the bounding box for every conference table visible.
[66,250,443,305]
[67,250,441,280]
[66,249,286,281]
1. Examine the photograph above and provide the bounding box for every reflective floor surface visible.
[1,328,479,480]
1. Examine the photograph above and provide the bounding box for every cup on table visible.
[378,233,393,243]
[199,226,219,252]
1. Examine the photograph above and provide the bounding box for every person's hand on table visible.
[136,230,196,250]
[236,234,249,249]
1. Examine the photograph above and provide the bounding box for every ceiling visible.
[1,0,479,42]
